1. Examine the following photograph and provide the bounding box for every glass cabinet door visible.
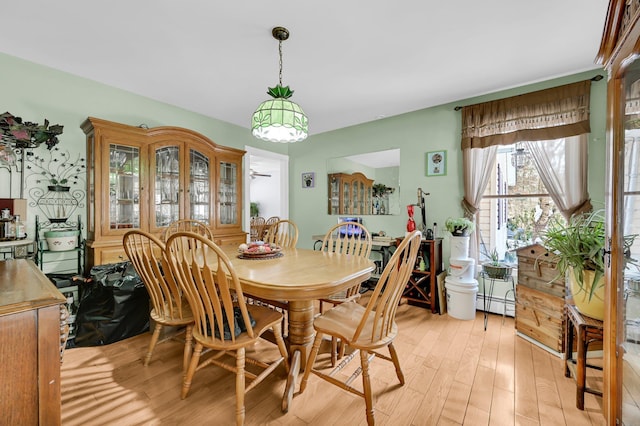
[620,57,640,425]
[343,181,350,214]
[154,146,181,228]
[108,144,140,230]
[189,149,210,223]
[352,181,360,215]
[328,175,340,215]
[218,159,239,226]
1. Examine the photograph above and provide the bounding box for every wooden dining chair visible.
[162,218,213,242]
[122,230,194,373]
[249,216,265,241]
[299,230,422,426]
[263,219,298,248]
[164,232,289,426]
[317,221,373,366]
[251,219,298,335]
[262,216,280,240]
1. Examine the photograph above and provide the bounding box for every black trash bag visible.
[75,261,150,346]
[205,307,257,340]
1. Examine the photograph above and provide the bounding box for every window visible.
[460,79,593,265]
[478,142,563,264]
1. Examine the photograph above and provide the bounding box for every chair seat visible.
[192,304,284,350]
[313,302,398,350]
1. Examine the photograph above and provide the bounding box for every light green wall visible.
[0,52,606,254]
[0,52,285,235]
[290,69,607,250]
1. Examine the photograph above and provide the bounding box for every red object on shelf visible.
[406,204,416,232]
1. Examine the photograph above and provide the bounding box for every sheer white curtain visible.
[524,135,591,221]
[462,146,498,261]
[624,136,640,234]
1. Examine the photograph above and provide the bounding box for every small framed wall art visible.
[302,172,315,188]
[426,150,447,177]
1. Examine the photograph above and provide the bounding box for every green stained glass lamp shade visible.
[252,98,308,143]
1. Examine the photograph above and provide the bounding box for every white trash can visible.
[445,277,478,320]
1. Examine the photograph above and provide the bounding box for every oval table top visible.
[219,245,375,301]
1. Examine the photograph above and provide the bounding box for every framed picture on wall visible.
[426,150,447,177]
[302,172,315,188]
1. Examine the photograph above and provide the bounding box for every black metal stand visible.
[479,271,515,330]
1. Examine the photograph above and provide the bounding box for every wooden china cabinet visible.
[597,0,640,423]
[82,117,246,269]
[327,172,373,215]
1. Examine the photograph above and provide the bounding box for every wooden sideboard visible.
[0,259,66,425]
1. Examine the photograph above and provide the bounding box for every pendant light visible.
[252,27,308,143]
[511,142,529,169]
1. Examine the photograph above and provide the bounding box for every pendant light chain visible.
[278,39,284,87]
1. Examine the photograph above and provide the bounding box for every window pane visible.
[479,144,563,263]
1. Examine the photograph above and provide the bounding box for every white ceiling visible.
[1,1,608,136]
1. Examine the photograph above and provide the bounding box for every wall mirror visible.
[327,148,400,215]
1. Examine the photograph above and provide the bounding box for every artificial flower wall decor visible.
[0,111,63,150]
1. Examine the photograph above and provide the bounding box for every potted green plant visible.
[542,209,637,320]
[445,217,475,237]
[482,248,513,279]
[250,202,259,217]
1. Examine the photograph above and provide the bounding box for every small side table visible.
[564,304,604,410]
[0,238,36,260]
[479,271,515,330]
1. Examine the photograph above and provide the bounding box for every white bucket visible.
[445,279,478,320]
[449,236,470,260]
[448,258,475,281]
[445,275,477,286]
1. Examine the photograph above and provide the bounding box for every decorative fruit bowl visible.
[237,241,282,259]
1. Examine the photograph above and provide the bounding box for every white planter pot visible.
[44,229,79,252]
[569,268,604,321]
[450,235,470,260]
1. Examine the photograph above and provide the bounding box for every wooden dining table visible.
[217,245,375,412]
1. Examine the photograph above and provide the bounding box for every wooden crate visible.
[515,285,564,352]
[516,243,565,298]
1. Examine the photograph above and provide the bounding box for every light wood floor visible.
[60,302,605,425]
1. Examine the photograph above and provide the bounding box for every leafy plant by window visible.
[488,248,501,266]
[542,209,638,300]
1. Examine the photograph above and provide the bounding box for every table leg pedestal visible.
[281,300,316,412]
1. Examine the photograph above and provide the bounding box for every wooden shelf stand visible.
[402,238,442,313]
